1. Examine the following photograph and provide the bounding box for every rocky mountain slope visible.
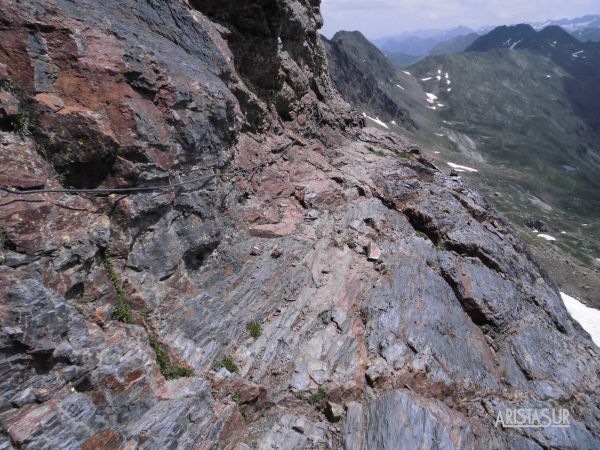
[1,1,600,449]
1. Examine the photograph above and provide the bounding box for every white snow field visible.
[561,292,600,347]
[362,113,389,129]
[447,162,478,173]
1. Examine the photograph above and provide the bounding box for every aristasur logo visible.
[495,408,570,428]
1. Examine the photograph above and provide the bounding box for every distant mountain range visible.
[374,15,600,68]
[322,22,600,304]
[531,14,600,32]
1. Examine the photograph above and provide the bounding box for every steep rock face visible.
[322,31,416,127]
[0,1,599,450]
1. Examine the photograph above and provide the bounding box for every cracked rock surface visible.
[0,0,599,449]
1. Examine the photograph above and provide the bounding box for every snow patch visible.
[391,120,397,125]
[572,50,584,57]
[364,114,389,129]
[538,234,556,241]
[402,71,411,75]
[396,84,405,90]
[447,162,478,173]
[435,133,444,136]
[426,106,437,110]
[545,74,552,78]
[425,93,438,103]
[561,292,600,347]
[437,103,444,107]
[447,88,452,92]
[421,77,433,81]
[509,40,521,49]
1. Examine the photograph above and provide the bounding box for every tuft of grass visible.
[416,231,429,240]
[246,320,262,338]
[293,391,306,400]
[397,151,414,160]
[366,145,385,156]
[149,336,194,379]
[213,357,239,373]
[346,239,357,249]
[307,388,327,405]
[112,300,133,324]
[11,111,31,135]
[436,242,447,251]
[103,244,133,324]
[230,393,248,417]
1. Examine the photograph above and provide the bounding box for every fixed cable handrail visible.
[0,106,325,197]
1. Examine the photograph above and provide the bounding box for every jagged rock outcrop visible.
[1,0,599,449]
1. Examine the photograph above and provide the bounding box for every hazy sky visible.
[321,0,600,38]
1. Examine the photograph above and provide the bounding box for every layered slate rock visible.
[1,0,599,449]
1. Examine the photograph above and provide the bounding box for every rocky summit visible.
[0,1,599,449]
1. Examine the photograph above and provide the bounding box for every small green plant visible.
[103,244,133,324]
[416,231,429,240]
[246,320,262,338]
[149,336,194,379]
[293,391,306,400]
[366,145,385,156]
[398,151,414,160]
[238,194,250,205]
[213,357,239,373]
[307,388,327,405]
[436,242,447,251]
[112,300,133,324]
[230,393,248,417]
[11,111,31,135]
[55,170,67,186]
[346,239,357,249]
